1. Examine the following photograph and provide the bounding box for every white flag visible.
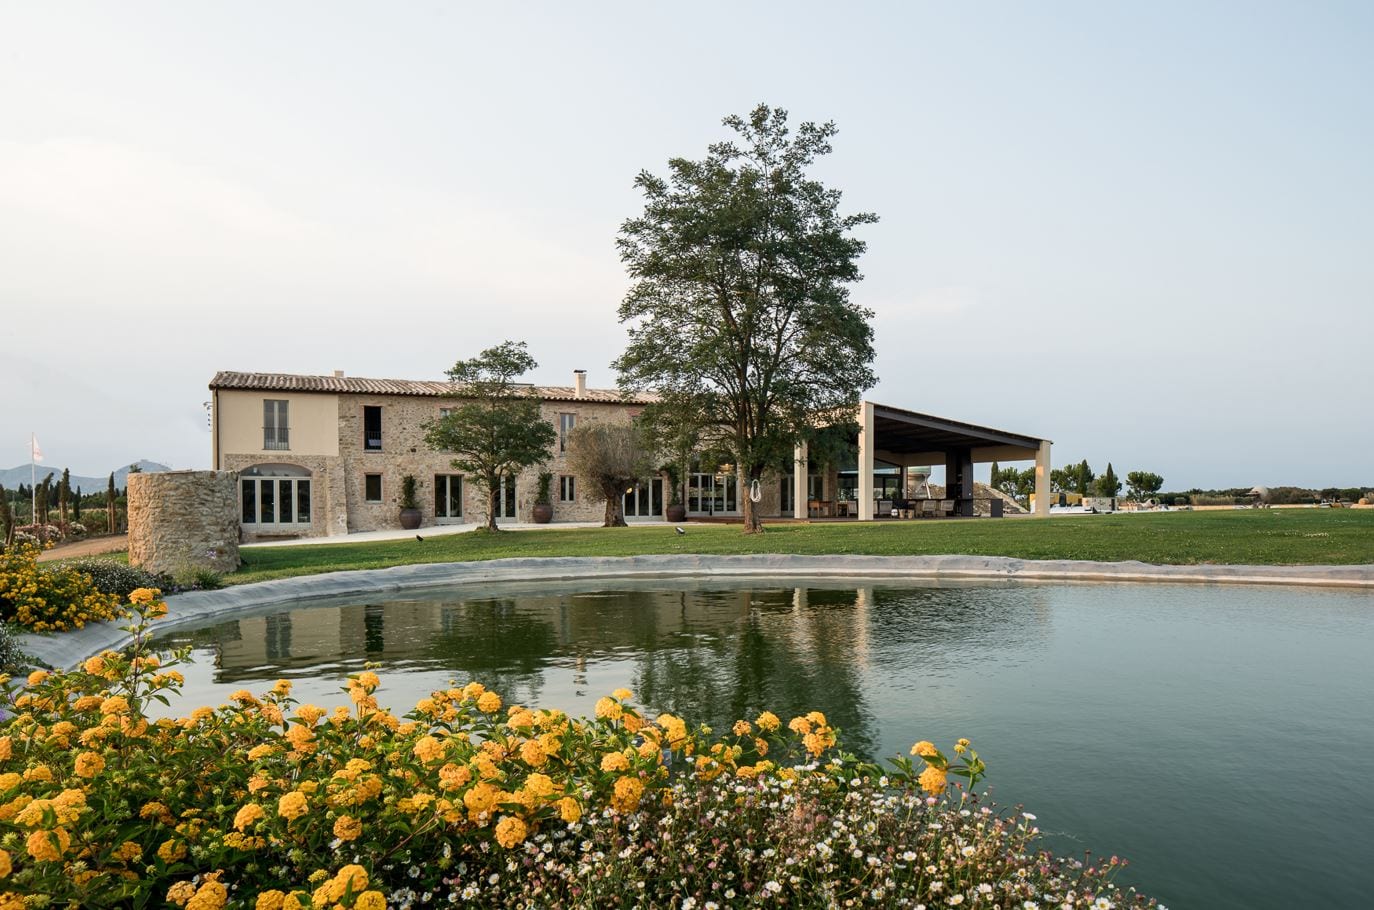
[31,435,43,463]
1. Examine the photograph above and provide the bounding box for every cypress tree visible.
[1075,460,1090,497]
[107,473,117,534]
[73,486,82,521]
[1096,462,1121,498]
[989,461,1001,491]
[59,468,70,524]
[0,483,13,548]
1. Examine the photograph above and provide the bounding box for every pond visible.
[149,578,1374,910]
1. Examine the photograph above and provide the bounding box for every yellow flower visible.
[82,656,106,675]
[438,763,472,792]
[295,704,326,725]
[611,776,644,813]
[520,738,548,767]
[234,803,266,831]
[73,750,105,778]
[247,744,276,761]
[755,711,780,732]
[954,737,971,755]
[355,891,386,910]
[600,751,630,773]
[732,719,753,736]
[0,850,9,879]
[334,814,362,842]
[255,891,286,910]
[911,740,939,758]
[918,764,948,796]
[100,695,130,716]
[278,791,308,821]
[788,716,812,736]
[113,841,142,862]
[494,815,528,848]
[129,587,159,604]
[558,796,581,824]
[805,711,827,726]
[611,687,634,700]
[356,671,380,690]
[158,839,187,863]
[186,879,228,910]
[413,735,446,764]
[477,691,502,713]
[594,696,624,721]
[26,827,71,862]
[167,881,197,906]
[335,864,369,894]
[26,670,48,686]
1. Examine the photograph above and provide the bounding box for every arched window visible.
[240,463,312,527]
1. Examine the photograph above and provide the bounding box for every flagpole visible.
[31,432,36,526]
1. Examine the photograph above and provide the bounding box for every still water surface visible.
[149,579,1374,910]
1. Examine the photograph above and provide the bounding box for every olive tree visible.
[565,422,652,528]
[424,341,557,531]
[615,104,877,533]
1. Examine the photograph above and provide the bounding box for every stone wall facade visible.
[219,386,807,540]
[127,471,240,573]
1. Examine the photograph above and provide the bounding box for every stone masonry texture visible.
[127,471,241,574]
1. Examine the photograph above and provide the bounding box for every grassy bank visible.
[229,508,1374,584]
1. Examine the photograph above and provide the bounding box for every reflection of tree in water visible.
[632,587,879,758]
[423,598,559,707]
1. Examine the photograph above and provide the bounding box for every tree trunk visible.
[741,466,764,534]
[486,480,500,531]
[603,486,627,527]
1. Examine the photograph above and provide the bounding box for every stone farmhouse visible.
[211,370,1051,540]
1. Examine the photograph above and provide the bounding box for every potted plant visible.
[532,471,554,524]
[663,462,687,523]
[398,475,422,530]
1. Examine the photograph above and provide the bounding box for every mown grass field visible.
[228,508,1374,585]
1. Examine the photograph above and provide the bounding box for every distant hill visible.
[0,460,170,492]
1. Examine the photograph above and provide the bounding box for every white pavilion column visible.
[1034,440,1052,516]
[857,400,875,521]
[793,442,808,520]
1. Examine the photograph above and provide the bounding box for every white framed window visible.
[559,475,576,502]
[558,413,576,451]
[241,463,310,527]
[263,399,289,451]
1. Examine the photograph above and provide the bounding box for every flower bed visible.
[0,591,1160,909]
[0,543,125,631]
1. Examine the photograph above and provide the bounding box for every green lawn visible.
[228,508,1374,585]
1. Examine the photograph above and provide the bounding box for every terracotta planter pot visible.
[665,503,687,523]
[399,508,422,530]
[532,502,553,524]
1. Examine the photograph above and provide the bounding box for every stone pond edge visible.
[19,553,1374,670]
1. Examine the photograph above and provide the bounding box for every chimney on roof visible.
[573,369,587,399]
[333,370,345,378]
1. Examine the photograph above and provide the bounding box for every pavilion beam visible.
[793,442,808,520]
[1034,440,1052,516]
[857,401,875,521]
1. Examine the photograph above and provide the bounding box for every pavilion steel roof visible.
[871,402,1048,451]
[209,371,657,405]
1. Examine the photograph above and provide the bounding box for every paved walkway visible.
[36,534,129,561]
[242,520,673,548]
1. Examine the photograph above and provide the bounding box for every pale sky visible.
[2,1,1370,489]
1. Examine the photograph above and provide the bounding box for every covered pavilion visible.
[790,400,1051,520]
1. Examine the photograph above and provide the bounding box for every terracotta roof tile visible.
[209,371,656,404]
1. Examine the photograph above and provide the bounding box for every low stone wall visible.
[127,471,240,575]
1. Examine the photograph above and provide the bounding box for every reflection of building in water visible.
[215,602,447,680]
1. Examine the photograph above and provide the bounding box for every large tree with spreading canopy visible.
[614,104,878,533]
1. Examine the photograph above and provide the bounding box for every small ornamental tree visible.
[59,468,71,524]
[615,104,878,533]
[1126,471,1164,501]
[424,341,557,531]
[73,486,82,522]
[566,422,652,527]
[1096,462,1122,498]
